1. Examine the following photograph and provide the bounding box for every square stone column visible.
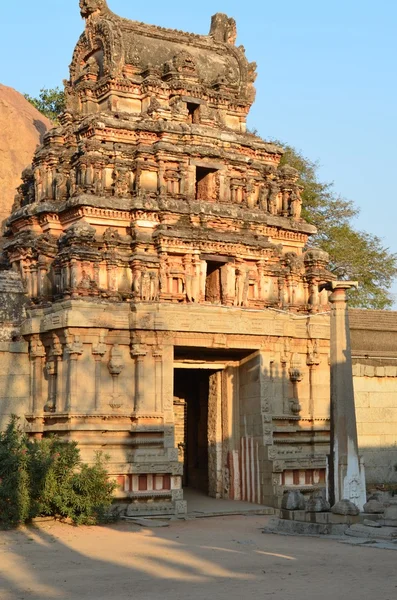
[323,281,366,510]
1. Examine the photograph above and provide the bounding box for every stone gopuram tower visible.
[1,0,334,515]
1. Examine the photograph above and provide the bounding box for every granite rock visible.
[281,491,306,511]
[363,499,384,514]
[331,500,360,516]
[306,497,331,513]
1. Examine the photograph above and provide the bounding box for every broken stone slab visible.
[331,500,360,516]
[281,491,306,511]
[363,499,384,514]
[363,519,382,528]
[306,497,330,513]
[264,517,347,537]
[122,517,170,528]
[345,523,397,541]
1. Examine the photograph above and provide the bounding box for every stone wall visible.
[350,309,397,486]
[0,270,30,429]
[353,364,397,485]
[0,342,30,430]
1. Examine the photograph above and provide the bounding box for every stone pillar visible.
[29,335,46,415]
[92,332,107,412]
[208,371,223,499]
[153,346,163,413]
[131,343,147,413]
[324,281,366,510]
[65,334,83,412]
[108,344,125,409]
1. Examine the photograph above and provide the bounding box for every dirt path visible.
[0,515,395,600]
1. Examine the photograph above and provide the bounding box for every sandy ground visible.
[0,515,396,600]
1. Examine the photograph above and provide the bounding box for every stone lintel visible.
[20,302,331,341]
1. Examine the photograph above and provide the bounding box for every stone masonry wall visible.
[353,363,397,486]
[0,342,30,430]
[350,309,397,487]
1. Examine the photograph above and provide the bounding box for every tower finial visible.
[79,0,108,20]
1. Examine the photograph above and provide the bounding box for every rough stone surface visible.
[363,519,381,528]
[281,491,306,511]
[0,84,52,232]
[306,497,331,513]
[266,516,348,536]
[331,500,360,516]
[346,523,397,540]
[367,491,392,505]
[363,499,385,514]
[382,504,397,525]
[125,517,170,528]
[350,309,397,487]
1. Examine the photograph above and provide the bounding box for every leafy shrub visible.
[0,416,30,527]
[0,417,116,528]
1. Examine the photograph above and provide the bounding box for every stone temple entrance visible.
[174,368,218,496]
[173,348,267,505]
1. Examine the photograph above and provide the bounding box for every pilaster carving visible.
[44,334,63,413]
[92,331,108,411]
[65,333,83,412]
[29,335,46,415]
[108,344,125,409]
[131,342,148,413]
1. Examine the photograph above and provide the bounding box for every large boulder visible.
[331,499,360,516]
[281,491,306,511]
[383,504,397,526]
[0,84,52,233]
[363,499,384,514]
[306,497,331,513]
[367,491,392,506]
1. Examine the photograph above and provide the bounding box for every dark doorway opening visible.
[187,102,200,124]
[174,368,216,494]
[195,167,217,201]
[205,261,222,303]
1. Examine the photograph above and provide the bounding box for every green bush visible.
[0,417,116,528]
[0,416,30,527]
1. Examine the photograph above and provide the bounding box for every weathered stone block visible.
[306,497,330,513]
[331,499,360,516]
[281,491,306,511]
[292,510,306,522]
[383,504,397,525]
[363,518,381,528]
[329,513,360,525]
[363,499,384,514]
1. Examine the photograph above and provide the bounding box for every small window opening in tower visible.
[195,167,217,201]
[187,102,200,124]
[205,261,222,304]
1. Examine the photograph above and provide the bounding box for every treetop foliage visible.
[24,87,65,123]
[277,143,397,309]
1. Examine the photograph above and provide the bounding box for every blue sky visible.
[2,0,397,302]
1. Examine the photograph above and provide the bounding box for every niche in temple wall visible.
[195,167,219,201]
[140,170,158,192]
